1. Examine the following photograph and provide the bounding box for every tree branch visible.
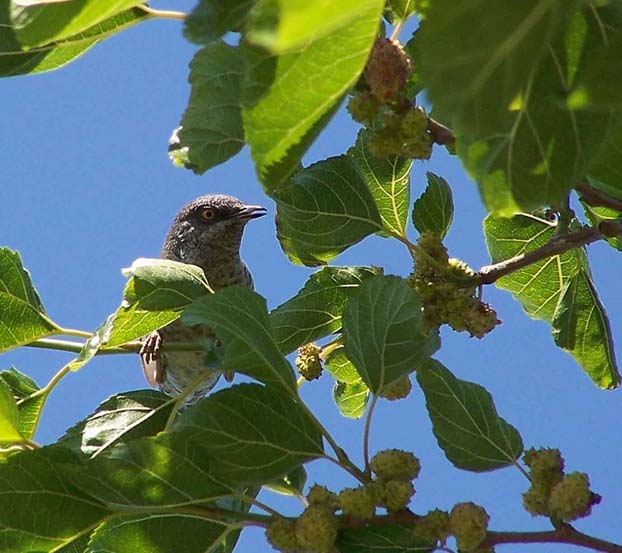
[427,117,456,147]
[576,181,622,212]
[478,220,622,285]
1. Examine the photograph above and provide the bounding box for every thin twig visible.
[362,394,379,472]
[427,117,456,147]
[576,181,622,211]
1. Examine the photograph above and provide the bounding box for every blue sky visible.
[2,2,621,551]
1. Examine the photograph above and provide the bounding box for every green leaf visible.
[0,4,149,77]
[417,359,524,471]
[567,3,622,111]
[242,0,383,183]
[174,42,246,174]
[74,434,233,507]
[10,0,145,48]
[412,172,454,239]
[273,156,383,266]
[247,0,383,54]
[333,380,369,419]
[264,464,307,496]
[337,523,434,552]
[581,201,622,252]
[324,345,362,384]
[384,0,418,24]
[484,214,581,321]
[0,379,21,442]
[183,287,296,390]
[0,447,110,552]
[587,115,622,201]
[417,1,612,214]
[184,0,255,44]
[89,514,231,553]
[349,128,412,237]
[174,383,324,485]
[343,275,439,393]
[270,266,381,354]
[0,367,42,439]
[0,247,59,352]
[57,391,174,457]
[552,269,620,389]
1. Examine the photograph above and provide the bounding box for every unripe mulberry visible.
[307,484,338,510]
[380,480,415,511]
[266,518,299,552]
[347,92,379,126]
[449,502,489,551]
[295,505,339,553]
[522,484,551,517]
[415,509,450,543]
[549,472,600,522]
[523,448,564,485]
[296,343,323,381]
[365,38,411,102]
[370,449,421,481]
[338,486,376,519]
[379,375,412,400]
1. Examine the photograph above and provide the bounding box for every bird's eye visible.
[200,208,215,221]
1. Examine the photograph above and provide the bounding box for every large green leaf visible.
[57,391,174,457]
[412,172,454,239]
[343,275,439,393]
[184,0,255,44]
[417,1,612,214]
[273,156,383,266]
[242,0,383,184]
[0,379,21,442]
[484,214,580,321]
[174,383,324,484]
[88,514,231,553]
[270,266,381,354]
[0,367,43,440]
[337,523,434,552]
[552,269,620,389]
[10,0,145,48]
[0,447,110,552]
[587,114,622,201]
[74,434,233,507]
[417,359,524,472]
[174,42,246,174]
[183,287,296,390]
[247,0,382,54]
[349,129,412,237]
[0,247,59,352]
[0,3,149,77]
[333,380,369,419]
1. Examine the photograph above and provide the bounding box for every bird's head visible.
[162,194,267,264]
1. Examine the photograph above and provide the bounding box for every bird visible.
[140,194,267,405]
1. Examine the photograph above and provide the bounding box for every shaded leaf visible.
[174,383,324,485]
[175,42,246,173]
[0,367,42,439]
[417,359,524,471]
[184,0,255,44]
[0,4,149,77]
[57,390,174,457]
[183,287,296,390]
[273,156,383,266]
[88,513,231,553]
[349,128,412,237]
[75,434,233,507]
[552,269,620,389]
[0,379,21,442]
[337,523,434,552]
[0,447,110,552]
[242,1,383,184]
[333,380,369,419]
[587,114,622,201]
[270,266,381,354]
[412,172,454,239]
[264,464,307,496]
[384,0,418,24]
[417,1,611,214]
[581,201,622,252]
[0,247,59,353]
[343,275,439,393]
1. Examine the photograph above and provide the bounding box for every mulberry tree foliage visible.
[1,1,621,552]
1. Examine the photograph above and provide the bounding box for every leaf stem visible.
[362,394,379,472]
[57,327,93,339]
[136,6,187,20]
[25,338,210,355]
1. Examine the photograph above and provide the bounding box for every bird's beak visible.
[232,204,268,220]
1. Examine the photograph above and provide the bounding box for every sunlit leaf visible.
[0,379,21,442]
[417,359,524,471]
[333,380,369,419]
[0,367,42,439]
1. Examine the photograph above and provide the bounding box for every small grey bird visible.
[140,194,266,404]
